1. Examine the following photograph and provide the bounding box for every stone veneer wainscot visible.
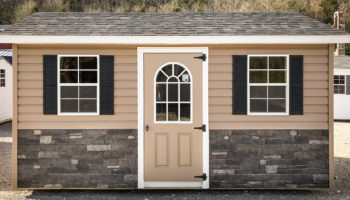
[17,129,137,189]
[210,130,329,189]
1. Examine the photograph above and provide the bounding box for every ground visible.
[0,122,349,200]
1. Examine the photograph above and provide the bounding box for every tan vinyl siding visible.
[16,44,330,130]
[209,45,329,130]
[17,45,137,129]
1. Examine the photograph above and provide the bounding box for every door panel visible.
[178,133,192,166]
[144,53,203,182]
[155,133,168,166]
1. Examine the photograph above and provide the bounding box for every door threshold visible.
[144,182,203,188]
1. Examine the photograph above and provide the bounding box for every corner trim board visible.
[137,47,209,189]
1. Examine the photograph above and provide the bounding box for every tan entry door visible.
[144,53,204,182]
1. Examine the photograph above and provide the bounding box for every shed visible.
[0,12,350,190]
[0,49,12,123]
[334,55,350,120]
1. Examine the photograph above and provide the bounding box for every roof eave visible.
[0,35,349,44]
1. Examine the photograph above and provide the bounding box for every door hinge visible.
[194,124,206,132]
[194,173,207,181]
[194,54,207,61]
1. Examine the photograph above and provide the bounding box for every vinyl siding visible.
[209,45,330,129]
[16,45,137,129]
[16,44,330,130]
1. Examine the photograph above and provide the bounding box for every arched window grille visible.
[154,63,192,122]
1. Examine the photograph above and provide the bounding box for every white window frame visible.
[153,62,193,124]
[0,69,5,87]
[247,54,289,116]
[57,55,100,116]
[334,75,346,95]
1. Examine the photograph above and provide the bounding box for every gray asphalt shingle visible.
[1,12,347,36]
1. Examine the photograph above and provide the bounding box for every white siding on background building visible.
[0,58,12,122]
[334,67,350,120]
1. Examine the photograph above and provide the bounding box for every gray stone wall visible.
[17,129,137,189]
[210,130,329,189]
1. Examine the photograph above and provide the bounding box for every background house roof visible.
[1,12,347,36]
[0,50,12,64]
[335,55,350,69]
[0,50,12,57]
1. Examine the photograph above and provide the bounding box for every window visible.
[248,55,289,115]
[0,69,5,87]
[155,63,192,122]
[58,55,99,115]
[334,75,345,94]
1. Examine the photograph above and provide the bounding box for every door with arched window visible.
[144,53,204,183]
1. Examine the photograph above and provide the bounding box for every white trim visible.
[247,54,289,115]
[137,47,209,189]
[57,55,100,116]
[1,35,350,44]
[153,62,193,123]
[144,182,202,188]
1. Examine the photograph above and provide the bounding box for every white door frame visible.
[137,47,209,189]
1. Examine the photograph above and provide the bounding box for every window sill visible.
[58,113,99,116]
[247,112,289,116]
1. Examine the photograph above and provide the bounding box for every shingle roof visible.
[1,12,347,36]
[0,49,12,57]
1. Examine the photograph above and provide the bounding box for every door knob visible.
[146,125,149,132]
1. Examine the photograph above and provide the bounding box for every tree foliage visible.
[0,0,349,32]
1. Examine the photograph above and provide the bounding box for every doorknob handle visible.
[146,125,149,132]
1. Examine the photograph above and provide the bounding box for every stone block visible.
[264,180,286,188]
[264,155,281,159]
[293,151,316,160]
[107,165,120,169]
[71,159,78,165]
[213,169,235,175]
[124,174,137,181]
[290,131,298,136]
[313,174,329,184]
[260,160,267,165]
[40,136,52,144]
[44,184,62,188]
[265,165,278,174]
[33,165,40,169]
[97,184,109,188]
[211,152,227,156]
[69,133,83,139]
[38,151,59,159]
[33,130,42,135]
[295,136,309,144]
[18,155,26,159]
[309,140,329,145]
[87,145,111,151]
[128,136,136,140]
[292,174,313,184]
[226,159,240,165]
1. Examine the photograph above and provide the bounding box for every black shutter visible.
[43,55,57,114]
[232,55,247,115]
[100,55,114,115]
[289,55,304,115]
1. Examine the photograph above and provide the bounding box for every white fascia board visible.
[0,35,350,44]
